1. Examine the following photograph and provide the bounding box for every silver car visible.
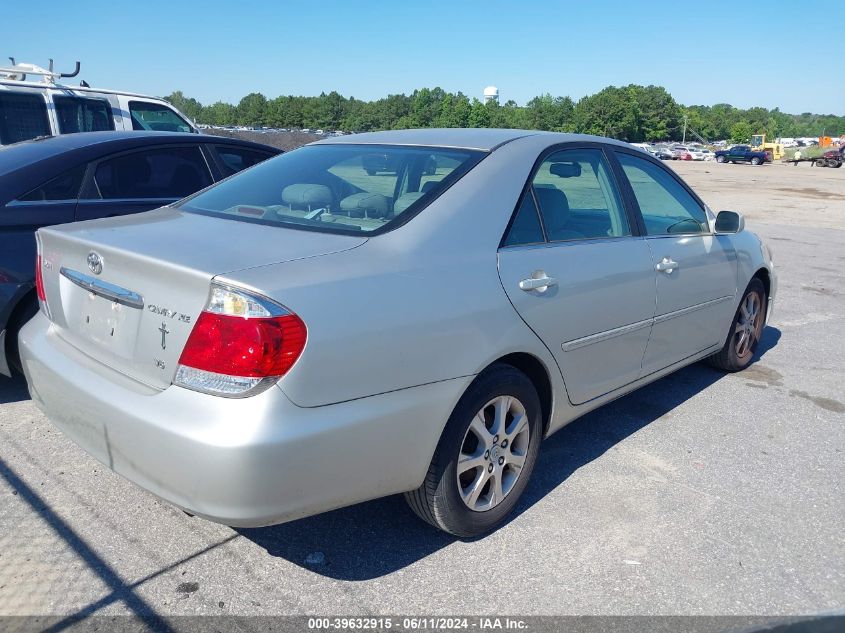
[20,129,776,537]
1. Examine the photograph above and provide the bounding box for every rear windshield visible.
[178,144,484,235]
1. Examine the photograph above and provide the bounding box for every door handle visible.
[655,257,679,274]
[519,272,558,292]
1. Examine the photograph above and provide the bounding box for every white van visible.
[0,59,198,146]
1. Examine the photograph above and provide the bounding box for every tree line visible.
[165,85,845,143]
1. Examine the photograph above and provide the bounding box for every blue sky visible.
[6,0,844,114]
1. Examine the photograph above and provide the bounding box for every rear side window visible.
[0,92,51,145]
[16,165,87,202]
[129,101,193,133]
[214,145,274,176]
[616,152,708,235]
[54,96,115,134]
[503,192,544,246]
[93,146,212,200]
[531,148,630,242]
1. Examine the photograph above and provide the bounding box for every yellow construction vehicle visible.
[750,134,784,160]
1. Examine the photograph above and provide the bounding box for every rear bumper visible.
[20,313,469,527]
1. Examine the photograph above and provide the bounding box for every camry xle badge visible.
[158,322,170,350]
[87,251,103,275]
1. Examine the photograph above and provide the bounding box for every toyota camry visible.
[20,129,776,537]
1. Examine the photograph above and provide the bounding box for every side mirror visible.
[715,210,745,234]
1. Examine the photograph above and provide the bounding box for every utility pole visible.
[682,113,688,144]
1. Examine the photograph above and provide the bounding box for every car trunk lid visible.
[37,207,366,389]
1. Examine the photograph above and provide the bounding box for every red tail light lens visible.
[178,311,306,378]
[175,284,307,397]
[35,254,46,302]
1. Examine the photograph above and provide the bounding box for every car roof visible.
[0,131,278,177]
[313,128,637,152]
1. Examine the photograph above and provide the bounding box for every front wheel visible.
[716,155,725,163]
[751,157,761,165]
[707,279,766,372]
[405,364,543,537]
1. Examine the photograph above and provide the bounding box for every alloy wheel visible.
[456,395,530,512]
[734,292,761,357]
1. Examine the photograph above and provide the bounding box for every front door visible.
[497,147,657,405]
[614,151,738,374]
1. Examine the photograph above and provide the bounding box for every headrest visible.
[393,192,425,215]
[533,185,570,219]
[282,184,333,209]
[421,180,438,193]
[550,162,581,178]
[339,192,390,219]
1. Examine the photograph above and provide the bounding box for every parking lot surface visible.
[0,161,843,618]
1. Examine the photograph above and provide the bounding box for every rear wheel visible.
[707,279,766,372]
[405,364,542,537]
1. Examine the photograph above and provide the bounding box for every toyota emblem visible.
[87,252,103,275]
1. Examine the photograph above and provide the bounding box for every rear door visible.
[497,146,657,405]
[614,150,737,374]
[75,144,214,221]
[0,165,85,290]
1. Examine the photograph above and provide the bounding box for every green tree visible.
[163,91,203,122]
[200,101,237,126]
[730,122,753,143]
[574,87,642,141]
[629,85,680,141]
[237,92,268,126]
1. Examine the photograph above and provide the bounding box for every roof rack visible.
[0,58,81,84]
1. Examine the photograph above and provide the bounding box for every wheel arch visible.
[482,352,554,438]
[752,267,771,302]
[3,286,38,374]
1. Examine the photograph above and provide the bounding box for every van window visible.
[54,96,115,134]
[129,101,193,133]
[0,92,51,145]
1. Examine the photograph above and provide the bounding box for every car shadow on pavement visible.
[0,374,30,404]
[240,327,781,581]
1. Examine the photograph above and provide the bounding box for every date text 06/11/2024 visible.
[307,617,529,630]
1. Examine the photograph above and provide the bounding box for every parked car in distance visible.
[0,131,279,375]
[699,148,714,161]
[671,145,690,159]
[653,147,674,160]
[715,145,772,165]
[21,129,776,538]
[0,60,198,146]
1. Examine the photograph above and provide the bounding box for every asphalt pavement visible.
[0,220,843,620]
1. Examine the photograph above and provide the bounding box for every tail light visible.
[175,283,307,397]
[35,254,46,302]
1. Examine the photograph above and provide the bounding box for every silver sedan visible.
[21,129,776,537]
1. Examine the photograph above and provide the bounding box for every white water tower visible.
[483,86,499,103]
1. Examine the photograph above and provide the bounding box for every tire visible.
[5,296,38,375]
[716,155,725,163]
[751,157,761,165]
[366,169,377,176]
[707,278,766,372]
[405,364,543,537]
